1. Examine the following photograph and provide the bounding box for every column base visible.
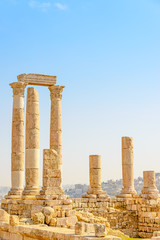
[39,187,64,197]
[141,187,159,199]
[120,187,137,195]
[83,188,109,199]
[22,187,40,197]
[5,188,23,199]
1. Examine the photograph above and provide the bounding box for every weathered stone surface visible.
[94,224,106,237]
[75,222,84,235]
[17,73,57,86]
[31,212,45,225]
[42,207,56,225]
[10,215,19,226]
[0,209,9,223]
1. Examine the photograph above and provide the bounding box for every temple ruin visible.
[0,73,160,240]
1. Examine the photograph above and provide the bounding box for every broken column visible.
[48,85,65,169]
[87,155,108,197]
[7,82,26,197]
[40,149,64,197]
[120,137,136,197]
[141,171,159,199]
[23,87,40,196]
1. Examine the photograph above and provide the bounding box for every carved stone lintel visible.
[10,82,27,97]
[48,85,65,100]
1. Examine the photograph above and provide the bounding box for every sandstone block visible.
[0,209,9,223]
[75,222,84,235]
[31,212,45,224]
[42,207,57,225]
[10,215,19,226]
[94,224,106,237]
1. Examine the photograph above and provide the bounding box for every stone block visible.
[75,222,84,235]
[0,209,9,223]
[10,215,19,226]
[31,212,45,224]
[94,224,106,237]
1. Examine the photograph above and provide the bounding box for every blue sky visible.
[0,0,160,186]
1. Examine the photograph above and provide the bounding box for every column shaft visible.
[120,137,136,196]
[48,85,64,167]
[87,155,107,196]
[141,171,159,199]
[23,87,40,196]
[8,82,26,197]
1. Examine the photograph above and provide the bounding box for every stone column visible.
[48,85,65,168]
[87,155,107,196]
[141,171,159,199]
[7,82,26,197]
[40,149,64,197]
[23,87,40,196]
[120,137,136,196]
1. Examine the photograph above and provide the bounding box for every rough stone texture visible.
[23,87,40,196]
[10,215,19,226]
[17,73,57,86]
[0,209,9,223]
[141,171,159,199]
[48,85,65,167]
[40,149,64,197]
[31,212,45,224]
[119,137,136,197]
[7,82,27,197]
[42,207,56,225]
[75,222,84,235]
[94,224,106,237]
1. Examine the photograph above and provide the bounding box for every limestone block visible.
[12,122,24,137]
[75,222,84,235]
[43,149,58,160]
[43,169,61,178]
[65,210,76,217]
[63,199,72,205]
[25,168,39,187]
[12,108,24,122]
[143,171,156,188]
[122,164,134,188]
[0,209,9,223]
[43,177,61,187]
[12,136,24,153]
[122,149,134,164]
[49,217,57,226]
[11,153,24,171]
[27,102,39,115]
[89,155,101,169]
[10,215,19,226]
[94,224,106,237]
[31,212,45,224]
[42,207,57,225]
[17,73,57,86]
[122,137,133,149]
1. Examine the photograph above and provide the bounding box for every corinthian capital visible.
[48,85,65,100]
[10,82,27,97]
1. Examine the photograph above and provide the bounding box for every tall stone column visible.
[23,87,40,196]
[87,155,108,197]
[120,137,136,197]
[141,171,159,199]
[48,85,65,168]
[7,82,27,197]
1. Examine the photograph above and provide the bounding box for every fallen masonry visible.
[0,73,160,240]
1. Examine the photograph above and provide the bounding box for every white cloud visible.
[54,3,67,10]
[28,1,51,12]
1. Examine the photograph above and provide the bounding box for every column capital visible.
[10,82,27,97]
[48,85,65,100]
